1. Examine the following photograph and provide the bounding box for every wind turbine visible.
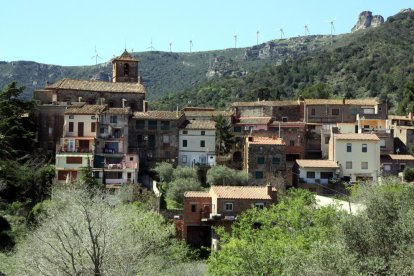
[147,39,155,51]
[189,40,193,53]
[169,42,172,52]
[233,33,238,48]
[304,24,310,36]
[279,27,285,39]
[91,47,102,65]
[327,19,336,36]
[256,28,260,45]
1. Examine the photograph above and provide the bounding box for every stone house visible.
[381,154,414,176]
[179,120,217,167]
[243,136,287,185]
[182,185,277,248]
[129,111,185,168]
[34,50,146,152]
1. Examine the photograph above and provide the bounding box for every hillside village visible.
[32,49,414,249]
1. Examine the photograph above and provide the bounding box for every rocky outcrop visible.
[352,11,384,32]
[206,56,246,79]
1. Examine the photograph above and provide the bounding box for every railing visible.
[104,161,138,169]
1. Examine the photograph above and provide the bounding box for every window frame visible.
[224,202,234,212]
[362,144,367,153]
[257,157,265,164]
[346,143,352,152]
[200,140,205,148]
[182,139,188,147]
[361,162,368,170]
[306,171,316,179]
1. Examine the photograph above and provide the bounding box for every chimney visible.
[409,112,413,120]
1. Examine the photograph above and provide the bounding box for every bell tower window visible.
[123,63,129,77]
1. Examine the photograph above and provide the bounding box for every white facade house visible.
[56,105,106,183]
[179,120,216,166]
[329,133,380,182]
[296,159,340,194]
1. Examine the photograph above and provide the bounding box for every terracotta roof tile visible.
[333,133,380,141]
[231,100,299,107]
[112,50,139,62]
[185,120,216,130]
[133,111,182,120]
[184,110,234,117]
[210,186,276,200]
[389,154,414,161]
[248,136,285,145]
[296,159,339,168]
[238,117,272,125]
[65,104,107,115]
[47,78,145,94]
[304,98,379,105]
[184,191,211,198]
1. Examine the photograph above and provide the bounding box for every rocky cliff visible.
[352,11,384,32]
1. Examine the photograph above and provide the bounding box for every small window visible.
[255,171,264,179]
[163,135,170,144]
[136,120,145,129]
[325,136,330,144]
[129,156,134,161]
[224,202,233,211]
[183,130,188,134]
[320,172,333,179]
[161,121,170,130]
[191,204,197,212]
[69,115,74,119]
[346,143,352,152]
[282,117,288,122]
[346,161,352,169]
[257,157,265,164]
[332,108,340,116]
[137,135,143,143]
[289,140,295,146]
[69,122,74,132]
[66,157,82,164]
[91,122,96,132]
[110,115,117,124]
[127,172,131,179]
[383,164,391,171]
[272,157,280,165]
[201,131,205,135]
[182,140,188,147]
[380,139,386,148]
[91,115,96,120]
[362,144,367,153]
[361,162,368,170]
[182,155,187,163]
[311,108,315,116]
[200,140,205,147]
[148,120,157,130]
[306,171,315,179]
[234,126,242,132]
[255,203,265,209]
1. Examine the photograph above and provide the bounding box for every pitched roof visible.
[388,115,412,121]
[333,133,380,141]
[46,78,145,94]
[304,98,379,106]
[184,110,234,117]
[389,154,414,161]
[133,111,182,120]
[247,136,285,145]
[103,108,130,115]
[65,104,107,115]
[185,120,216,130]
[231,100,299,107]
[184,191,211,198]
[112,50,139,62]
[210,186,276,200]
[238,117,272,125]
[296,159,339,168]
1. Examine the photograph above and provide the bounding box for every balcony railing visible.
[104,161,138,170]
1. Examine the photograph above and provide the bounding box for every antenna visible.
[304,24,310,36]
[256,28,260,45]
[91,46,102,65]
[147,39,155,51]
[233,33,237,48]
[189,40,193,53]
[279,27,285,39]
[169,42,172,52]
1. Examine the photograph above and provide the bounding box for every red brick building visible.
[182,185,277,248]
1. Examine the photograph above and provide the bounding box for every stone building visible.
[231,100,303,121]
[34,50,146,152]
[129,111,185,168]
[243,136,287,185]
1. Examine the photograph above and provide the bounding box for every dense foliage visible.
[206,165,249,186]
[209,180,414,275]
[155,12,414,112]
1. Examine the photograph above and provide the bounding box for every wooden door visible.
[78,122,84,137]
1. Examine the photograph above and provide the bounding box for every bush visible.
[206,165,249,186]
[403,167,414,182]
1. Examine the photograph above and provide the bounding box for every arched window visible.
[123,63,129,77]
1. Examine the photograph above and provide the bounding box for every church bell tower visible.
[112,50,140,83]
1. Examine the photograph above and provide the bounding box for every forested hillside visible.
[154,10,414,111]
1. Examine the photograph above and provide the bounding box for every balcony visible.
[56,137,94,153]
[103,161,138,170]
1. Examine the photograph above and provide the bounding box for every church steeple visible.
[112,50,139,83]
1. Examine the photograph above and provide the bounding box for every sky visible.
[1,0,412,66]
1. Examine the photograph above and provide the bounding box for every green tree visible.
[403,167,414,182]
[154,162,174,183]
[166,178,202,206]
[397,83,414,115]
[206,165,249,186]
[77,158,102,191]
[208,189,342,275]
[298,83,332,99]
[214,115,234,156]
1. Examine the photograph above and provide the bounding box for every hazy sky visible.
[1,0,411,66]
